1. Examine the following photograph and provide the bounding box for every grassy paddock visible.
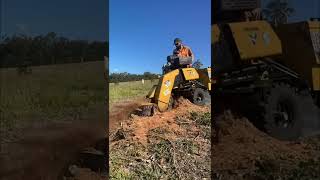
[109,79,158,103]
[0,62,158,131]
[0,61,105,131]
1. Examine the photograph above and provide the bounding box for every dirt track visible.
[109,98,145,132]
[0,108,106,180]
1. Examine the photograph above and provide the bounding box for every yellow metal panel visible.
[308,21,320,64]
[196,68,212,91]
[146,85,157,99]
[312,68,320,91]
[207,67,212,78]
[212,25,220,44]
[228,21,282,60]
[155,69,179,112]
[181,68,199,80]
[308,21,320,29]
[275,22,319,86]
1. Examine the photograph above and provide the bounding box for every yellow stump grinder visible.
[138,55,212,116]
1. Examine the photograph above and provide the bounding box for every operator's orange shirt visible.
[173,45,193,58]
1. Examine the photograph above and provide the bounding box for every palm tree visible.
[263,0,295,26]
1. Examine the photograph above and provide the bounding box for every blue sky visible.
[1,0,108,41]
[289,0,320,22]
[109,0,211,74]
[262,0,320,22]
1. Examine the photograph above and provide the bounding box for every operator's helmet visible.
[174,38,182,45]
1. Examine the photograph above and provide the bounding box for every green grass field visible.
[0,61,158,133]
[109,79,158,103]
[0,61,106,131]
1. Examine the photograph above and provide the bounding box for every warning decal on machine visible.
[164,80,171,88]
[163,89,170,96]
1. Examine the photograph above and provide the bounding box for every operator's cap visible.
[174,38,182,44]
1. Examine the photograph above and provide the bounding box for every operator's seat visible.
[167,55,193,69]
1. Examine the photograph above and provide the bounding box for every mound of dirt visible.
[212,111,319,178]
[109,98,212,179]
[118,98,210,144]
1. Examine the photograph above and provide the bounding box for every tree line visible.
[109,72,160,83]
[0,32,108,68]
